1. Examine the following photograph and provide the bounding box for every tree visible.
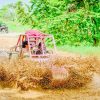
[15,0,100,46]
[0,4,17,21]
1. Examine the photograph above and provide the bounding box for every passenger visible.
[36,42,46,54]
[22,41,28,48]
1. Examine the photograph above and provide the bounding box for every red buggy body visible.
[12,30,56,60]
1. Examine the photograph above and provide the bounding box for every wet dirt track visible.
[0,35,100,100]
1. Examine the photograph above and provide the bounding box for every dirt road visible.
[0,33,100,100]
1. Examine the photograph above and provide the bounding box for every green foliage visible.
[0,4,17,21]
[5,0,100,46]
[0,17,30,32]
[58,45,100,56]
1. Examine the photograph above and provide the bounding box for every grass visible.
[57,45,100,56]
[0,18,31,32]
[6,21,30,32]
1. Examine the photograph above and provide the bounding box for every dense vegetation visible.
[0,0,100,46]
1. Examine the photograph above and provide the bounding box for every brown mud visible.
[0,36,100,100]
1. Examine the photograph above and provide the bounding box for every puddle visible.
[14,90,46,99]
[0,89,46,100]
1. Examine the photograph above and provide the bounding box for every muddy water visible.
[0,36,100,99]
[0,73,100,100]
[0,89,46,100]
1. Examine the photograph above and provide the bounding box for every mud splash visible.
[0,55,98,89]
[0,73,100,100]
[0,56,99,99]
[88,73,100,89]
